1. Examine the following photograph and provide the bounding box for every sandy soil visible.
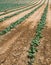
[0,3,46,50]
[0,12,5,15]
[33,26,51,65]
[33,2,51,65]
[46,4,51,28]
[0,2,46,65]
[0,0,50,65]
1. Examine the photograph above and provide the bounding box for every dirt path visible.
[0,0,43,31]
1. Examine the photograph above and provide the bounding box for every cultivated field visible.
[0,0,51,65]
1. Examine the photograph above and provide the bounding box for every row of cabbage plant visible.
[0,0,40,16]
[27,1,48,65]
[0,0,41,22]
[0,0,45,35]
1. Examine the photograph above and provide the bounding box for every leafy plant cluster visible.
[0,4,33,16]
[0,2,32,12]
[0,0,40,22]
[0,0,45,35]
[28,1,48,65]
[0,0,39,16]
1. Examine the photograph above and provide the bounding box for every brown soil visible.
[33,27,51,65]
[33,3,51,65]
[0,12,5,15]
[0,0,51,65]
[0,3,46,65]
[0,3,46,54]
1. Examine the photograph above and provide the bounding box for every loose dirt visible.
[0,0,50,65]
[0,3,46,65]
[33,2,51,65]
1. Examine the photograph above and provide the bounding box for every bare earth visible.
[33,3,51,65]
[0,0,51,65]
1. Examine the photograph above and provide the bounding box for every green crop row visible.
[0,0,39,16]
[0,4,33,16]
[0,0,45,35]
[27,1,48,65]
[0,0,35,12]
[0,0,40,22]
